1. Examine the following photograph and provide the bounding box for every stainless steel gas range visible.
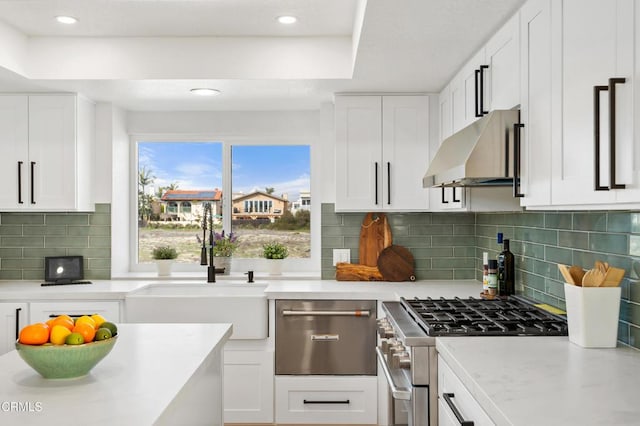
[377,296,568,426]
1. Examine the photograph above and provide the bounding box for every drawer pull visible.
[48,313,97,318]
[443,393,474,426]
[311,334,339,341]
[303,399,350,405]
[282,310,370,317]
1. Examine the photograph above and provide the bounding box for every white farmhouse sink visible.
[125,282,268,339]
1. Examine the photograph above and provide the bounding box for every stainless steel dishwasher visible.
[275,300,377,375]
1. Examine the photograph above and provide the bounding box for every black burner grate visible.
[401,296,568,337]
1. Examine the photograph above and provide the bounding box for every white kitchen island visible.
[0,323,232,426]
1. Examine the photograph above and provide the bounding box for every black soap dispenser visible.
[497,233,514,296]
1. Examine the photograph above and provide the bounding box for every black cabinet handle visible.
[48,313,97,318]
[513,123,525,198]
[609,77,626,189]
[303,400,350,405]
[15,308,22,340]
[479,65,489,115]
[17,161,23,204]
[387,162,391,205]
[441,186,449,204]
[474,69,482,118]
[30,161,36,204]
[594,85,609,191]
[452,186,460,203]
[443,393,474,426]
[374,162,379,205]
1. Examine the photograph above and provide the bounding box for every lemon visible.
[75,315,96,329]
[95,328,112,341]
[65,332,84,345]
[91,314,107,329]
[49,325,72,345]
[100,322,117,337]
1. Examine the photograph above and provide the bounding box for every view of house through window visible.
[137,142,311,263]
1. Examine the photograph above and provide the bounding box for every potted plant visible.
[211,231,238,275]
[263,242,288,276]
[152,245,178,276]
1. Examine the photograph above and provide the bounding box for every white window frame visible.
[129,136,319,275]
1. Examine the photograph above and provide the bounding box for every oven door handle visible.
[375,347,411,401]
[282,310,370,317]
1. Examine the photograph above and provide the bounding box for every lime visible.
[95,328,112,341]
[65,332,84,345]
[100,322,117,336]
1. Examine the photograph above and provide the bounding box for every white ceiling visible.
[0,0,525,111]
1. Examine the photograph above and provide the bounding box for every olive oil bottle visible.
[497,239,514,296]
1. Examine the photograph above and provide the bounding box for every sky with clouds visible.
[138,142,310,201]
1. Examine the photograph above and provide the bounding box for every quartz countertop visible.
[0,323,232,425]
[436,336,640,426]
[0,279,483,301]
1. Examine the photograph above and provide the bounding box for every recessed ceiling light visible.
[190,88,221,96]
[277,15,298,24]
[55,15,78,25]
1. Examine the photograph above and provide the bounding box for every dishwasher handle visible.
[376,347,411,400]
[282,310,370,317]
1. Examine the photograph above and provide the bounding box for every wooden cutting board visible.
[377,245,416,282]
[359,213,392,267]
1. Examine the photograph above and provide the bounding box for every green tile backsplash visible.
[321,204,640,350]
[0,204,111,280]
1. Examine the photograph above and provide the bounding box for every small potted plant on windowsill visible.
[263,242,288,276]
[152,245,178,277]
[211,231,238,275]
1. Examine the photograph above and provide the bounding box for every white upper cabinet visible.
[451,49,487,133]
[551,0,636,206]
[519,0,553,207]
[335,95,430,212]
[0,94,95,211]
[485,12,521,111]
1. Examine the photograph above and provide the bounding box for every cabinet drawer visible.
[438,355,494,426]
[29,301,121,323]
[275,376,377,424]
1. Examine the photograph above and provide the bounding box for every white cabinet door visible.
[485,12,520,111]
[519,0,553,207]
[450,73,466,133]
[0,303,28,355]
[29,301,121,324]
[223,349,274,423]
[382,96,430,211]
[551,0,634,205]
[28,95,77,210]
[0,96,28,208]
[335,96,383,211]
[463,49,488,128]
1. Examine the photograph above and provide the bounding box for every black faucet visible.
[245,270,254,283]
[200,202,216,283]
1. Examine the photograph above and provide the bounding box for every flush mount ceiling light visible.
[55,15,78,24]
[190,88,221,96]
[277,15,298,24]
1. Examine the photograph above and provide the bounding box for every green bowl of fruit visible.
[15,315,118,379]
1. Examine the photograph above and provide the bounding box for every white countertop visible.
[436,336,640,426]
[0,279,483,301]
[0,323,232,425]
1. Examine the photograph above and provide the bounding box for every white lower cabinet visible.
[438,355,494,426]
[29,301,121,323]
[275,376,378,424]
[223,346,274,423]
[0,302,28,355]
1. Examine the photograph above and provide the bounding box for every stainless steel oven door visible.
[376,347,429,426]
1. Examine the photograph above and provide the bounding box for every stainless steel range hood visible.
[423,110,519,188]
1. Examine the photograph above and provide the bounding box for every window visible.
[136,142,311,264]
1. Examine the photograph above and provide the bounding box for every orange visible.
[50,316,74,332]
[75,315,96,329]
[19,323,50,345]
[49,325,72,345]
[73,322,96,343]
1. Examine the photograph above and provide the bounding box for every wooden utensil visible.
[558,264,575,284]
[601,267,625,287]
[359,213,392,267]
[335,263,384,281]
[582,268,605,287]
[377,245,416,282]
[568,265,585,286]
